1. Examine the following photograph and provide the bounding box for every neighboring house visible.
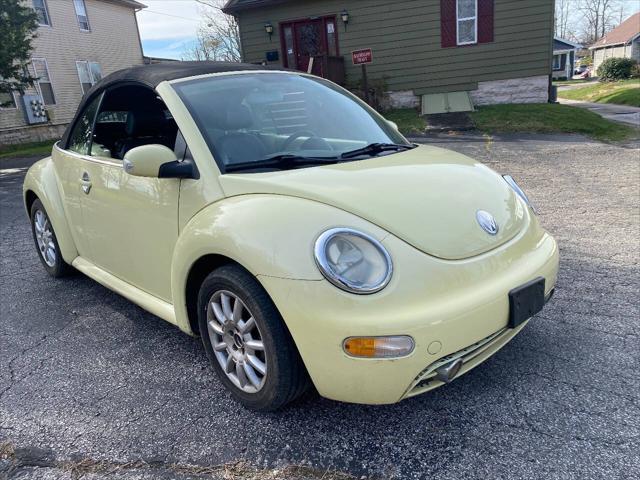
[0,0,146,146]
[553,38,581,80]
[590,12,640,73]
[223,0,555,112]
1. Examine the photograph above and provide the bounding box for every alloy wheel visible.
[33,209,56,267]
[206,290,267,393]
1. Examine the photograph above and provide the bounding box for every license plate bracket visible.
[508,277,546,329]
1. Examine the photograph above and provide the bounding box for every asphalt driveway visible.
[1,133,639,479]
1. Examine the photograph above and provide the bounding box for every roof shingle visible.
[590,12,640,49]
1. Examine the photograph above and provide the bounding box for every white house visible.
[0,0,147,146]
[590,12,640,73]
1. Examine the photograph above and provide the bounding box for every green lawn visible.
[385,108,427,135]
[0,140,55,159]
[470,104,636,142]
[558,79,640,107]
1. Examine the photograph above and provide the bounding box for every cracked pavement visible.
[1,133,639,479]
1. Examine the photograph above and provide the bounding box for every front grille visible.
[407,327,512,395]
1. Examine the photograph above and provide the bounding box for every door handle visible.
[81,172,91,194]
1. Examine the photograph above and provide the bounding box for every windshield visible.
[173,73,410,173]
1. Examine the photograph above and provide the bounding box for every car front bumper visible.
[258,220,559,405]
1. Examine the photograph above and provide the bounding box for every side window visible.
[73,0,90,31]
[32,58,56,105]
[32,0,51,26]
[76,61,102,95]
[441,0,493,48]
[68,95,101,155]
[456,0,477,45]
[0,91,17,109]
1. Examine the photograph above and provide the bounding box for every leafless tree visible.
[182,0,242,62]
[577,0,624,44]
[555,0,574,39]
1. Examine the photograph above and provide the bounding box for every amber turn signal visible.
[343,336,414,358]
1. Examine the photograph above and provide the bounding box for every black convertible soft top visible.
[61,61,285,146]
[88,61,284,93]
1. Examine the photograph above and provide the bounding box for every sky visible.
[136,0,204,60]
[135,0,640,60]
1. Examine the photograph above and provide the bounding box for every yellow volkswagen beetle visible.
[23,63,558,411]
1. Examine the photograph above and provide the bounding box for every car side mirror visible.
[386,120,399,131]
[123,144,177,178]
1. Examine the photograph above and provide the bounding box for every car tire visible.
[198,264,309,411]
[30,199,71,278]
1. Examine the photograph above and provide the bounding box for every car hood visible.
[219,145,527,260]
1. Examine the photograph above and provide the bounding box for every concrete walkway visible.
[559,98,640,127]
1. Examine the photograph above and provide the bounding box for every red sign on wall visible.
[352,49,373,65]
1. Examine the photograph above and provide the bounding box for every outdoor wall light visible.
[264,22,274,40]
[341,9,349,29]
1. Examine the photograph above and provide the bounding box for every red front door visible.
[280,17,338,77]
[295,19,324,74]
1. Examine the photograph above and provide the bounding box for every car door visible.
[53,93,104,258]
[63,89,180,303]
[54,86,180,303]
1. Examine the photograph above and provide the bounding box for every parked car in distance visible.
[23,63,559,411]
[574,64,589,75]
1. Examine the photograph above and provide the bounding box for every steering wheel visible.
[281,130,332,152]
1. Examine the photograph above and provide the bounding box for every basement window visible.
[457,0,477,45]
[0,91,17,110]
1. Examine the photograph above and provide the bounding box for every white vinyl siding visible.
[457,0,477,45]
[32,58,56,105]
[74,0,91,31]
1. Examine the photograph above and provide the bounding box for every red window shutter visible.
[478,0,495,44]
[440,0,457,48]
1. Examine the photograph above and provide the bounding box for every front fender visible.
[23,157,78,264]
[170,194,390,332]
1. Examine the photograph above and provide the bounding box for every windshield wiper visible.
[340,143,416,159]
[225,154,340,173]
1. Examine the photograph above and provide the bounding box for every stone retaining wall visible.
[0,124,67,147]
[383,75,550,110]
[470,75,549,105]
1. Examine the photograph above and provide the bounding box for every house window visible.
[457,0,477,45]
[73,0,90,31]
[32,0,51,26]
[32,58,56,105]
[76,61,102,94]
[0,91,17,109]
[553,55,561,70]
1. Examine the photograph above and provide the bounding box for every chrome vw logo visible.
[476,210,499,236]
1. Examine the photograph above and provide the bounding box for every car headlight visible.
[503,175,537,214]
[314,228,393,294]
